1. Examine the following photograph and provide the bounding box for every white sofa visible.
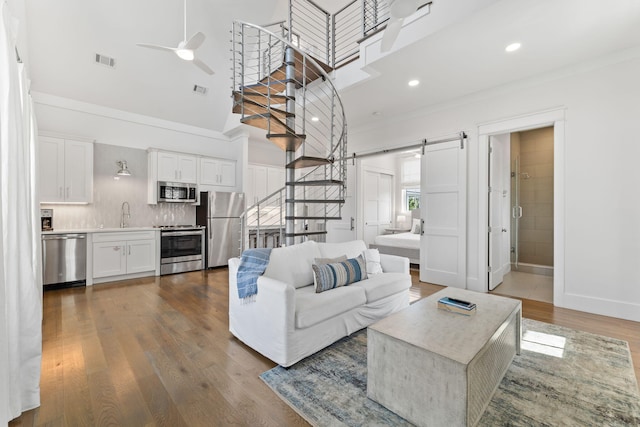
[228,240,411,367]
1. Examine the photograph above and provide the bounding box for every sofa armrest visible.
[228,258,296,363]
[380,253,409,274]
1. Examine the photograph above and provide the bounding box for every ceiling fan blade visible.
[136,43,177,53]
[193,58,214,75]
[381,17,404,52]
[389,0,419,19]
[184,32,205,50]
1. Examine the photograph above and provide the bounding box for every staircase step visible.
[266,133,306,151]
[286,179,343,186]
[241,79,291,95]
[286,199,345,204]
[241,113,294,135]
[233,99,293,122]
[285,216,342,221]
[261,51,333,88]
[233,91,289,105]
[286,156,332,169]
[284,231,328,237]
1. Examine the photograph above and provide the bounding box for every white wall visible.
[43,143,195,229]
[347,53,640,322]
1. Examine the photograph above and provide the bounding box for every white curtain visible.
[0,3,43,425]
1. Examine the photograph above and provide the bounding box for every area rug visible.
[260,319,640,426]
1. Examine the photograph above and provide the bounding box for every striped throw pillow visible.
[312,255,368,293]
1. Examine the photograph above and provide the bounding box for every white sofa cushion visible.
[295,285,367,329]
[362,248,383,275]
[318,240,367,259]
[350,272,411,303]
[264,240,319,289]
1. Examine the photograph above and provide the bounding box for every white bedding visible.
[374,232,420,250]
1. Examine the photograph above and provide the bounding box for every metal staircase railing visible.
[232,21,347,249]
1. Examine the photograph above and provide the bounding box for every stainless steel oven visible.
[159,226,205,275]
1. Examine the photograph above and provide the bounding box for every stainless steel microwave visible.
[158,181,197,203]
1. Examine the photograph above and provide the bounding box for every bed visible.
[370,209,421,264]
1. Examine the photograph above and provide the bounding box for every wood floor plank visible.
[61,337,95,426]
[10,268,640,426]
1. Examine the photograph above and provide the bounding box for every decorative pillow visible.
[361,249,383,275]
[411,218,421,234]
[313,255,348,289]
[312,255,368,293]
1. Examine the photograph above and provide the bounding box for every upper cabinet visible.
[245,164,285,206]
[199,157,236,188]
[39,136,93,204]
[148,149,238,204]
[156,151,197,183]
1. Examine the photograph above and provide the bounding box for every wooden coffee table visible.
[367,287,521,427]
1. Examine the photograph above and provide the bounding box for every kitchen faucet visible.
[120,201,131,228]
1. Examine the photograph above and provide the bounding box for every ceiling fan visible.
[380,0,421,52]
[137,0,214,75]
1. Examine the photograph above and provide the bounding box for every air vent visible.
[193,85,208,95]
[95,53,116,68]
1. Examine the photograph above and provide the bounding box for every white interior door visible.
[378,174,392,233]
[362,170,394,245]
[420,140,467,287]
[488,136,511,290]
[363,170,380,245]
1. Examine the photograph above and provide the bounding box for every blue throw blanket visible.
[236,248,272,301]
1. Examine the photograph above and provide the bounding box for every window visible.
[404,188,420,211]
[401,155,420,211]
[401,156,420,185]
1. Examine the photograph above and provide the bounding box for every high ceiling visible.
[23,0,640,133]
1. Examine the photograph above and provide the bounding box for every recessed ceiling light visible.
[311,116,319,122]
[505,42,521,53]
[408,79,420,87]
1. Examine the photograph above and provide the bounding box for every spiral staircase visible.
[232,21,347,248]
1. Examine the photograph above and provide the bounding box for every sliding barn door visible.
[420,140,467,287]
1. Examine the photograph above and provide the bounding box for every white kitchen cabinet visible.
[157,151,197,183]
[199,157,236,187]
[39,136,93,203]
[246,164,285,206]
[267,167,286,195]
[93,241,127,278]
[93,231,156,279]
[124,239,156,273]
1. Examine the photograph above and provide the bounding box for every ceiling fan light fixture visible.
[505,42,521,53]
[176,48,194,61]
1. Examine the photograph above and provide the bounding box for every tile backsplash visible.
[42,143,196,230]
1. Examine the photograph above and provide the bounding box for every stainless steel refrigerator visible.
[196,191,245,268]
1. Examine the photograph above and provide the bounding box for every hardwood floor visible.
[10,269,640,426]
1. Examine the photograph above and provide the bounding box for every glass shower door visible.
[511,156,522,269]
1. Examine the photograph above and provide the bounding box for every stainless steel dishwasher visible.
[42,233,87,289]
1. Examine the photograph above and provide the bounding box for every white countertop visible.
[42,227,159,235]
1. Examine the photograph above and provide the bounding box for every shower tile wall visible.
[42,143,196,229]
[513,127,554,266]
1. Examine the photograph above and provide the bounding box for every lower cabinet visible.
[93,231,157,279]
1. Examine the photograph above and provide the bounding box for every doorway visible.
[477,109,564,302]
[488,126,555,303]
